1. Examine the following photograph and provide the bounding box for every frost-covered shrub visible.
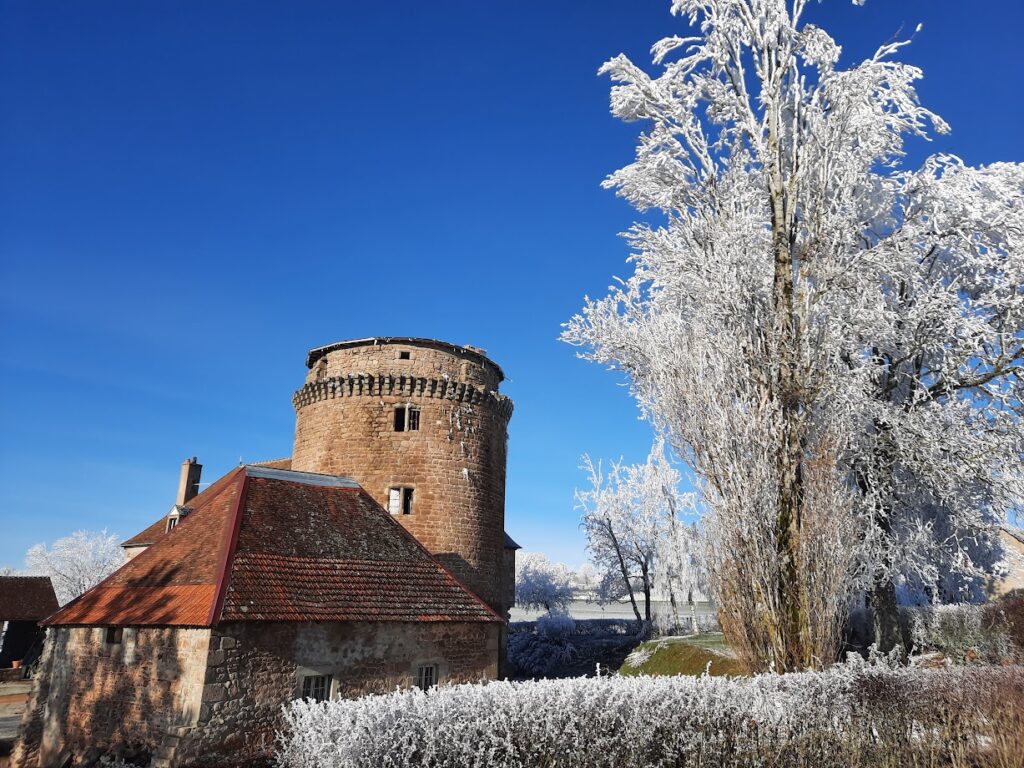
[908,604,1015,662]
[537,611,576,638]
[277,665,1024,768]
[506,631,576,678]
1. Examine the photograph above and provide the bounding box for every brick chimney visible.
[176,457,202,505]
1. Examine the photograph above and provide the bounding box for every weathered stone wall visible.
[13,627,210,768]
[290,339,513,613]
[176,620,500,765]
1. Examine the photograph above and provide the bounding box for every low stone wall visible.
[176,620,500,766]
[12,627,210,768]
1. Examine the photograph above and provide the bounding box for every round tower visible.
[290,337,513,614]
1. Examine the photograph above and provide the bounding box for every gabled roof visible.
[0,576,58,621]
[46,466,501,627]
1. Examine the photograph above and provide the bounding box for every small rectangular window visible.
[415,663,438,691]
[399,351,411,360]
[388,487,413,515]
[301,674,332,702]
[393,405,421,432]
[167,516,178,532]
[105,627,123,645]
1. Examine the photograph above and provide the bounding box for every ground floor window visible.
[105,627,123,645]
[415,663,438,691]
[301,674,332,702]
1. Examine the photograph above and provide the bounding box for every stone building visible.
[0,577,57,677]
[14,337,516,768]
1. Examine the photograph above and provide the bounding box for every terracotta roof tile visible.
[42,585,216,626]
[0,576,58,621]
[47,466,500,627]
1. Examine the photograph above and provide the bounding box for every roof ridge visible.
[45,466,246,627]
[207,471,250,625]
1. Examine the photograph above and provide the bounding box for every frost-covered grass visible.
[620,633,742,677]
[277,663,1024,768]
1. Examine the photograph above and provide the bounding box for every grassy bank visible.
[619,633,742,677]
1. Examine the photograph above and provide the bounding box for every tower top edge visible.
[305,337,505,381]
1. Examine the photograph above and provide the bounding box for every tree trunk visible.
[641,560,652,623]
[607,519,642,623]
[688,587,699,635]
[869,575,902,655]
[767,68,809,672]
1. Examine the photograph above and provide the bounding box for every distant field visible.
[509,599,717,622]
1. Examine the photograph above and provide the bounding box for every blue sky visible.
[2,1,1022,568]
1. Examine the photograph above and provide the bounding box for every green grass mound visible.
[619,633,743,677]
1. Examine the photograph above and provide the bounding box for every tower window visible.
[393,405,420,432]
[388,487,414,515]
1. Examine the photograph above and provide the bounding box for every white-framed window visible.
[393,405,420,432]
[415,663,438,691]
[388,487,414,516]
[166,516,179,532]
[301,674,332,702]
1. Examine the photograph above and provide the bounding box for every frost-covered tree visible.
[25,529,124,605]
[563,0,1023,670]
[577,442,697,623]
[515,552,576,613]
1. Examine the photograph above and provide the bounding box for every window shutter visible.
[388,488,401,515]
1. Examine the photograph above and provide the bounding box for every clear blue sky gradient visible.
[2,1,1022,568]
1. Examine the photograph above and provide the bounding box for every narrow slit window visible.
[301,674,332,702]
[415,663,438,691]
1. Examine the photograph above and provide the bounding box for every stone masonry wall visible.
[291,340,512,614]
[13,627,210,768]
[176,620,500,766]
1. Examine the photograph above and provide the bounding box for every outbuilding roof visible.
[0,576,59,621]
[46,466,501,627]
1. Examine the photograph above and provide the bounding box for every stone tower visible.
[290,337,513,615]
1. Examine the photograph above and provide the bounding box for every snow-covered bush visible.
[908,604,1015,662]
[505,631,576,678]
[277,665,1024,768]
[536,611,576,638]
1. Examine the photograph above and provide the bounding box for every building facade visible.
[14,338,515,768]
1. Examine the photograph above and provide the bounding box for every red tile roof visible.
[0,576,58,621]
[46,466,500,627]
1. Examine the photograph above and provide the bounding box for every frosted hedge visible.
[277,664,1023,768]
